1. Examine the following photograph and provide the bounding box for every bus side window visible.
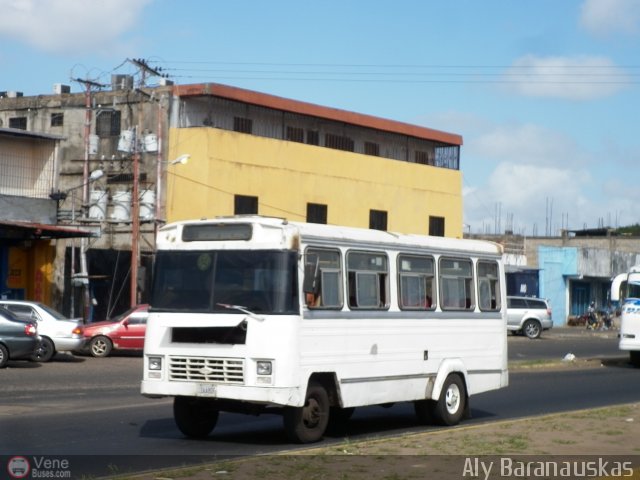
[398,254,435,311]
[347,251,389,310]
[439,257,475,311]
[304,248,343,309]
[477,260,501,311]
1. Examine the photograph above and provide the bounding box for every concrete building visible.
[0,79,464,320]
[471,230,640,325]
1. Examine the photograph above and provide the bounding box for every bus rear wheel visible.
[433,374,466,426]
[283,381,329,443]
[173,396,219,438]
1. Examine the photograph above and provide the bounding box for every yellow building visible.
[165,84,463,238]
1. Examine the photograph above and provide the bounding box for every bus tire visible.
[630,351,640,368]
[173,396,219,438]
[283,381,329,443]
[433,374,466,426]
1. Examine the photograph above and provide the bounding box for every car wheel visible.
[31,337,55,362]
[173,396,219,438]
[433,374,466,426]
[630,351,640,368]
[283,381,330,443]
[0,343,8,368]
[523,319,542,339]
[89,336,113,357]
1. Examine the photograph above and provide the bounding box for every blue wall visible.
[538,246,578,326]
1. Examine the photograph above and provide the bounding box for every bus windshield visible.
[151,250,299,315]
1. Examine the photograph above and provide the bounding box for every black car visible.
[0,308,38,368]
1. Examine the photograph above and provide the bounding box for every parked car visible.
[0,300,84,362]
[506,296,553,339]
[82,304,149,357]
[0,308,39,368]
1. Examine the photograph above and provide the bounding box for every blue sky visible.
[1,0,639,235]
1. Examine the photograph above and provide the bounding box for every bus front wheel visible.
[173,396,219,438]
[433,374,466,426]
[283,381,329,443]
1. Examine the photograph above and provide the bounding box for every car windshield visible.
[151,250,299,315]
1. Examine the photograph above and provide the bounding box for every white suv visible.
[506,296,553,339]
[0,300,84,362]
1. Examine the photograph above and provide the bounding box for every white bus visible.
[611,265,640,367]
[141,216,508,443]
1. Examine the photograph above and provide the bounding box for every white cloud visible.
[503,54,629,100]
[460,120,638,235]
[0,0,152,55]
[580,0,640,37]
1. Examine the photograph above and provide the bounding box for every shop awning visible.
[0,220,100,240]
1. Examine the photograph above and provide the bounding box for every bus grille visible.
[169,356,245,384]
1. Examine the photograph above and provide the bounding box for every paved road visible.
[0,327,636,477]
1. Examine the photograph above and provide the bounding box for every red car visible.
[82,304,149,357]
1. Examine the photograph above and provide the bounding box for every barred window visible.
[286,126,304,143]
[364,141,380,156]
[96,110,121,137]
[50,113,64,127]
[233,117,253,134]
[306,130,320,145]
[325,133,354,152]
[9,117,27,130]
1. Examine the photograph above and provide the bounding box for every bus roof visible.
[157,216,503,256]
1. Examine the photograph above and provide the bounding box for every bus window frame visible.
[439,256,475,311]
[346,250,390,310]
[397,253,436,311]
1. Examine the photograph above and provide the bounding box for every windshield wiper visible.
[216,303,265,322]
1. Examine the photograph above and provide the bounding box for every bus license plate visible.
[198,384,217,396]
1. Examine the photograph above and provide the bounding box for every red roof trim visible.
[173,83,463,146]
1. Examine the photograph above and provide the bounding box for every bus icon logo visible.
[7,456,30,479]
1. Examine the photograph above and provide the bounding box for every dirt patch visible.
[123,403,640,480]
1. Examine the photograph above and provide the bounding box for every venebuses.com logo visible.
[7,456,30,479]
[6,456,72,479]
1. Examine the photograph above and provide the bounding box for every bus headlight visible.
[148,356,163,371]
[257,361,272,376]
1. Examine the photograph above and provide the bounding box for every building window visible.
[234,195,258,214]
[233,117,253,134]
[9,117,27,130]
[307,203,327,224]
[286,126,304,143]
[96,110,121,137]
[415,150,433,165]
[429,216,445,237]
[50,113,64,127]
[325,133,354,152]
[306,130,320,146]
[369,210,388,231]
[364,141,380,156]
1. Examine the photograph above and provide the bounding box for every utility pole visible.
[127,58,165,307]
[73,77,105,322]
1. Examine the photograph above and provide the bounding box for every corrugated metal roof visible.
[0,127,64,141]
[173,83,463,146]
[0,220,99,240]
